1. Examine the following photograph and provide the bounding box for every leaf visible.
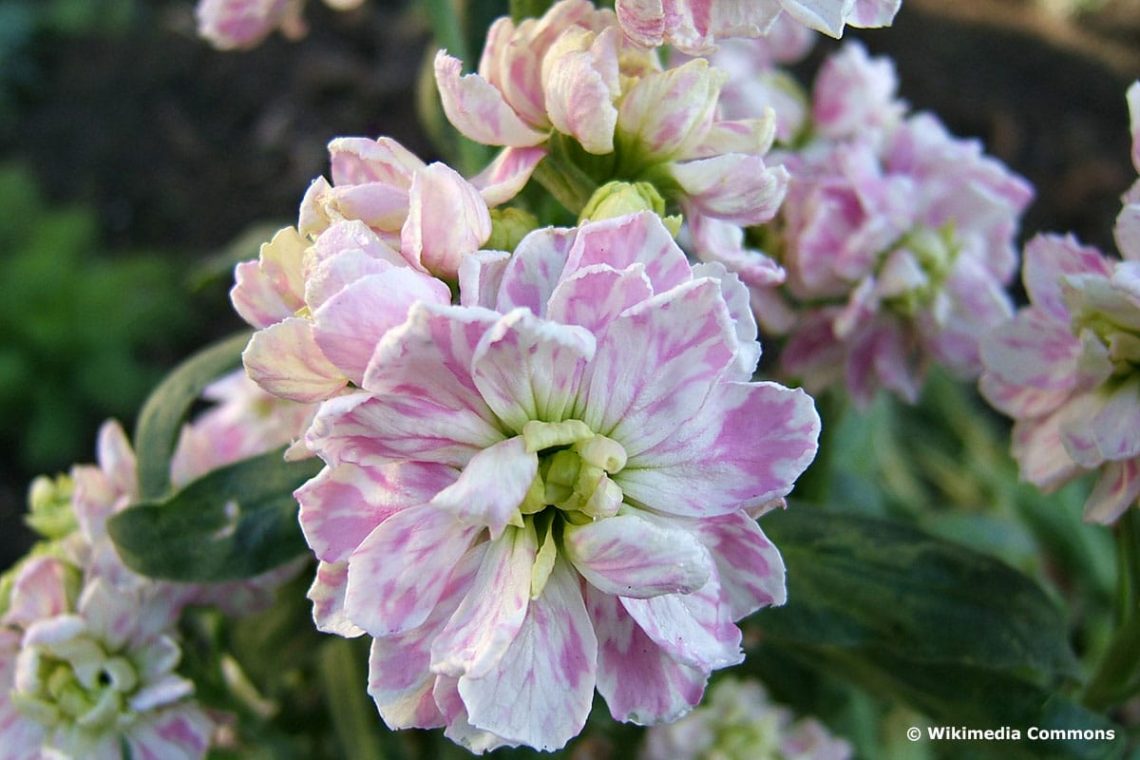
[133,332,250,500]
[755,507,1125,760]
[108,448,321,582]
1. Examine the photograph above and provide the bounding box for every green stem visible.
[424,0,467,62]
[530,136,600,216]
[1082,509,1140,710]
[318,638,394,760]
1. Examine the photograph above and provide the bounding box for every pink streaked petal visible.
[96,419,137,499]
[328,183,412,232]
[124,706,213,760]
[1084,459,1140,525]
[435,676,515,753]
[195,0,298,50]
[78,579,137,652]
[368,544,485,730]
[564,513,712,598]
[691,261,761,378]
[546,264,654,336]
[232,259,294,329]
[580,280,737,456]
[614,0,666,48]
[308,561,365,637]
[977,309,1079,392]
[345,505,478,636]
[620,381,820,516]
[402,163,492,280]
[671,154,790,226]
[617,60,723,160]
[846,318,921,408]
[434,52,549,148]
[1074,380,1140,465]
[1012,412,1084,492]
[328,136,424,189]
[457,557,597,752]
[470,147,547,207]
[472,310,596,431]
[542,27,620,155]
[243,318,346,403]
[4,557,72,628]
[620,573,742,670]
[978,370,1072,421]
[305,249,398,315]
[308,391,498,470]
[363,302,499,422]
[308,219,405,274]
[496,226,578,314]
[430,437,537,538]
[688,212,787,289]
[431,524,536,678]
[566,212,693,296]
[1022,234,1112,322]
[312,268,451,384]
[128,673,195,712]
[298,460,456,563]
[693,511,786,619]
[585,585,707,724]
[458,250,512,309]
[1117,203,1140,263]
[687,115,776,160]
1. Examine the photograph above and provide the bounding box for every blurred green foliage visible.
[0,164,189,472]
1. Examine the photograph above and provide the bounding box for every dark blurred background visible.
[0,0,1137,568]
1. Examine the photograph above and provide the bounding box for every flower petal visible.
[620,381,819,516]
[580,279,737,457]
[457,557,597,752]
[620,573,742,670]
[496,226,578,315]
[243,318,345,403]
[298,461,456,563]
[368,544,485,730]
[585,585,707,725]
[565,212,693,296]
[472,309,596,431]
[307,561,364,637]
[564,513,711,598]
[402,164,492,280]
[470,147,547,207]
[672,154,789,226]
[1084,459,1140,525]
[546,264,654,336]
[312,268,451,384]
[429,437,538,538]
[124,707,213,760]
[693,511,786,619]
[345,505,478,636]
[431,524,537,678]
[434,52,549,148]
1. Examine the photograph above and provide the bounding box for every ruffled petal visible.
[429,437,538,538]
[671,154,789,226]
[619,573,741,670]
[308,561,365,637]
[470,147,547,207]
[585,585,707,725]
[345,505,478,636]
[565,212,693,296]
[434,52,549,148]
[402,163,492,280]
[1084,459,1140,525]
[693,511,786,619]
[243,318,345,403]
[564,513,711,598]
[431,524,536,678]
[472,310,596,431]
[620,381,819,516]
[546,264,654,335]
[457,557,597,752]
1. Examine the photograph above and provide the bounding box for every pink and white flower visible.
[195,0,364,51]
[640,677,852,759]
[0,557,212,760]
[615,0,901,55]
[299,212,820,751]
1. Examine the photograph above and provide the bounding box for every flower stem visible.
[1081,508,1140,710]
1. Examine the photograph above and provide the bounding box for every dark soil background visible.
[1,0,1138,569]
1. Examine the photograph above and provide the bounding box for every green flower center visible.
[878,225,959,317]
[13,633,140,733]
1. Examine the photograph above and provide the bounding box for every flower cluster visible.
[434,0,790,230]
[229,4,830,739]
[696,41,1033,407]
[640,678,852,759]
[0,374,310,758]
[979,82,1140,524]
